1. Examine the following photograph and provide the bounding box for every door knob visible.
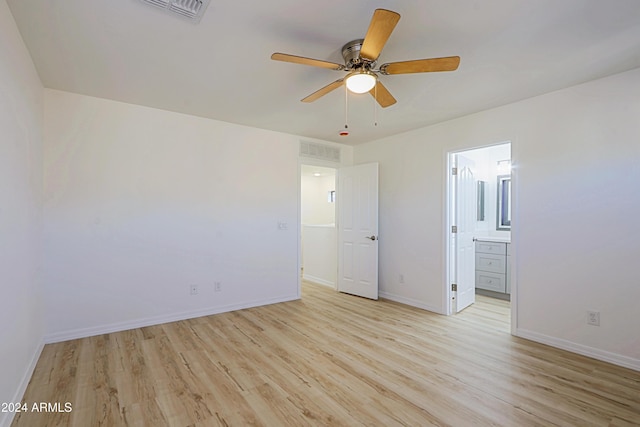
[367,235,377,241]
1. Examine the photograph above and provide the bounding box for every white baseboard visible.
[44,295,299,344]
[379,291,445,315]
[515,328,640,372]
[0,340,45,427]
[302,274,335,288]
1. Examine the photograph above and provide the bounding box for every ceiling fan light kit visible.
[345,71,377,94]
[271,8,460,111]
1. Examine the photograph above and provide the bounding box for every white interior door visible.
[455,154,476,312]
[337,163,379,300]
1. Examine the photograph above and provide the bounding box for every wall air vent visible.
[300,141,341,163]
[138,0,211,23]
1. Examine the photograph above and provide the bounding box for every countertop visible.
[474,237,511,244]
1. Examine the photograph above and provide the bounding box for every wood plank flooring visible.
[12,282,640,426]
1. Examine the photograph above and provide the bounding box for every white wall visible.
[355,68,640,369]
[302,224,336,287]
[301,168,336,225]
[0,1,44,426]
[43,89,319,341]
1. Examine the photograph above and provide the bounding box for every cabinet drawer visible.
[476,253,505,274]
[475,241,506,255]
[476,271,506,293]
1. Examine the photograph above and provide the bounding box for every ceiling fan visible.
[271,9,460,108]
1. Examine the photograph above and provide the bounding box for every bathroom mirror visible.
[477,181,486,221]
[497,175,511,230]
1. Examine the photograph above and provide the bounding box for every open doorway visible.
[446,142,512,321]
[300,165,337,288]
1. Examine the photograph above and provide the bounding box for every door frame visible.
[444,142,517,335]
[298,160,379,300]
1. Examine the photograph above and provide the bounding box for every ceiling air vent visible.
[138,0,211,23]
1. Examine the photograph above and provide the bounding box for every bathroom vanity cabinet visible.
[475,239,511,296]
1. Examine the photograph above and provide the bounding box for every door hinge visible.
[451,225,457,233]
[452,167,458,175]
[451,283,458,292]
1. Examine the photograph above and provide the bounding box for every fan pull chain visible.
[344,83,349,130]
[338,83,349,137]
[374,83,378,127]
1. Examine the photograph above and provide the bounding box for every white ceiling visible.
[7,0,640,145]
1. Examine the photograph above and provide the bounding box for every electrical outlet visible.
[190,285,198,295]
[587,310,600,326]
[214,282,222,292]
[399,274,405,284]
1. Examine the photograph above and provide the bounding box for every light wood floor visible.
[13,282,640,426]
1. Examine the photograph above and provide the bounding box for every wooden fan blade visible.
[381,56,461,75]
[369,81,396,108]
[271,53,344,70]
[302,79,344,103]
[360,9,401,61]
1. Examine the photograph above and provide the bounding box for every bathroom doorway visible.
[446,142,512,321]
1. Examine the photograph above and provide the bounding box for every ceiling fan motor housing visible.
[342,39,376,70]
